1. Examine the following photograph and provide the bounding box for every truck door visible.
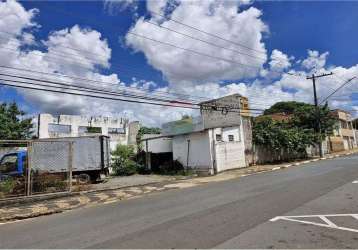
[0,153,20,177]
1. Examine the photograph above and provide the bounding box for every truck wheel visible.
[77,173,91,184]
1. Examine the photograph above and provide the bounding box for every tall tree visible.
[263,101,311,115]
[253,101,336,156]
[0,102,33,140]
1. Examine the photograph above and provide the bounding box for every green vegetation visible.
[263,101,311,115]
[0,102,33,140]
[111,145,148,176]
[138,126,161,136]
[86,126,102,133]
[253,102,336,158]
[0,177,16,196]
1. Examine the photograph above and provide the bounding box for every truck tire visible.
[77,173,91,184]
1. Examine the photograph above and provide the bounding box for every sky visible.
[1,0,358,126]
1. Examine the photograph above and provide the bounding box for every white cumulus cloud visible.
[126,0,269,84]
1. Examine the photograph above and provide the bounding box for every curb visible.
[267,151,357,172]
[0,175,196,208]
[0,192,80,207]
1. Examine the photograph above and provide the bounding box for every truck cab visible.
[0,151,27,179]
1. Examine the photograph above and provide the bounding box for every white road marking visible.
[270,214,358,233]
[352,180,358,184]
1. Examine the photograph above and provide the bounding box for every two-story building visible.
[159,94,252,175]
[328,109,357,152]
[35,114,140,150]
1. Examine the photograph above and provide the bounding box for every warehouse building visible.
[35,114,139,150]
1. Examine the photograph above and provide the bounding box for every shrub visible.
[111,145,145,176]
[0,177,16,194]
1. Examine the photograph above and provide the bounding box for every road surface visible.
[1,155,358,248]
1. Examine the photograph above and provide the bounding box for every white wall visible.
[172,131,212,172]
[171,125,247,174]
[222,127,241,142]
[142,134,172,153]
[213,125,246,172]
[215,141,246,172]
[37,114,139,150]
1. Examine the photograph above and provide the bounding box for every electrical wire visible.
[44,4,303,78]
[0,75,265,113]
[319,76,357,105]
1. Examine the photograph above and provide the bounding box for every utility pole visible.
[306,72,333,158]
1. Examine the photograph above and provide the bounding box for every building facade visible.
[161,94,252,175]
[36,114,139,150]
[328,109,357,152]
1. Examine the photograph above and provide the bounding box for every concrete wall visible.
[215,141,246,172]
[242,117,253,165]
[128,121,140,145]
[254,145,308,164]
[142,134,172,153]
[171,125,247,175]
[37,114,139,150]
[200,94,243,129]
[172,131,213,173]
[213,124,247,172]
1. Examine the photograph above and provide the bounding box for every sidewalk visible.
[0,149,357,223]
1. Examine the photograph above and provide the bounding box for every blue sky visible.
[1,0,358,125]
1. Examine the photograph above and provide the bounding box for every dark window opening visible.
[228,135,234,142]
[108,127,125,134]
[216,134,222,141]
[79,126,102,134]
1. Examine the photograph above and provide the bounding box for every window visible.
[48,124,71,134]
[78,126,102,134]
[216,134,222,141]
[108,127,125,134]
[228,135,234,142]
[0,154,18,174]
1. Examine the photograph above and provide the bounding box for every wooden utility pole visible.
[306,72,333,158]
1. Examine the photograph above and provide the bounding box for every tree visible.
[0,102,33,140]
[253,101,336,159]
[253,117,315,156]
[291,102,336,142]
[138,126,161,136]
[263,101,311,115]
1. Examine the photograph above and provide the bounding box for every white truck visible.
[0,136,110,183]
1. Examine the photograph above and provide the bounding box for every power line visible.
[145,20,267,63]
[0,72,197,105]
[0,75,265,113]
[0,65,208,103]
[0,30,110,62]
[144,19,295,69]
[149,11,268,55]
[0,65,292,105]
[127,32,300,77]
[45,5,302,77]
[319,76,356,105]
[2,45,281,104]
[0,35,295,105]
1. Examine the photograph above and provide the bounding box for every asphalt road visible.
[1,155,358,248]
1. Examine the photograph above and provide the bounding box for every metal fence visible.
[0,140,81,200]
